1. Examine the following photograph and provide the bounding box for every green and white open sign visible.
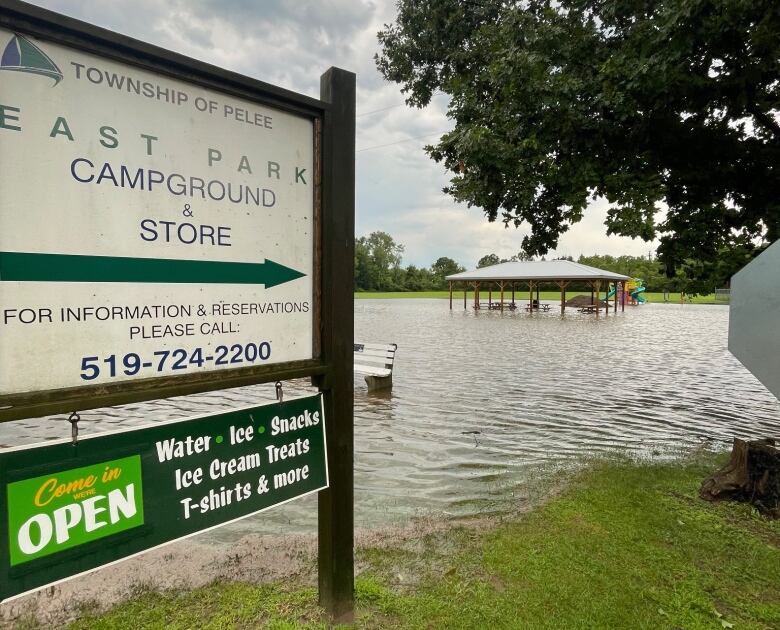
[7,455,145,567]
[0,393,327,602]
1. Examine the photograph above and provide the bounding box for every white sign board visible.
[0,29,314,396]
[728,240,780,401]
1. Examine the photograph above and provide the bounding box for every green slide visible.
[631,285,647,304]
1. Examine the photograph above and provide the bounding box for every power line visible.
[356,130,449,153]
[356,92,447,118]
[357,103,406,118]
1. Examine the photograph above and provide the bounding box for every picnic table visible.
[525,303,551,312]
[577,304,599,313]
[479,302,517,310]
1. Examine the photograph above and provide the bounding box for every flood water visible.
[1,300,777,542]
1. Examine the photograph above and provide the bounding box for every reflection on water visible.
[1,301,777,541]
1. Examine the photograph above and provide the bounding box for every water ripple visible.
[1,300,778,540]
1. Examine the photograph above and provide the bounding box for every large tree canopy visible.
[377,0,780,290]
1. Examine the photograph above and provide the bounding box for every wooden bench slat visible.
[355,355,393,367]
[354,364,391,377]
[353,342,396,352]
[353,348,395,359]
[354,355,393,364]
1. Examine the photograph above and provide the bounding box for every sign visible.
[0,3,355,618]
[0,27,315,399]
[0,393,327,602]
[728,240,780,400]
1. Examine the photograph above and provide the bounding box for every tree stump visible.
[700,438,780,518]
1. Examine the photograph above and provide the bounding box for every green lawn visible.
[356,290,724,304]
[57,452,778,629]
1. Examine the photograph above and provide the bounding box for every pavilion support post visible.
[511,282,515,308]
[621,281,625,312]
[595,281,601,316]
[463,284,467,310]
[614,282,618,313]
[561,282,565,314]
[449,281,453,310]
[474,282,480,310]
[536,283,540,308]
[488,285,492,309]
[528,281,534,310]
[557,280,569,314]
[590,284,594,305]
[499,281,505,312]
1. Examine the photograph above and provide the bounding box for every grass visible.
[54,452,778,629]
[59,583,327,630]
[356,290,724,304]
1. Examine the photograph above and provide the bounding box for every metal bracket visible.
[275,381,284,403]
[67,411,80,446]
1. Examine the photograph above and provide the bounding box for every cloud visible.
[28,0,658,270]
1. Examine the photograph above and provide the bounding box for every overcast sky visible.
[30,0,658,269]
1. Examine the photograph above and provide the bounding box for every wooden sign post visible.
[317,67,356,621]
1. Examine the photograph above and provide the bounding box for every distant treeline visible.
[355,231,708,293]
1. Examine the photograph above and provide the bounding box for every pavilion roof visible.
[446,260,631,282]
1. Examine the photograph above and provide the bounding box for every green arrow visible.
[0,252,306,288]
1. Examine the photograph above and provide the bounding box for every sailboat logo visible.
[0,33,63,86]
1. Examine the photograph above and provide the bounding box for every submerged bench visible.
[354,343,397,391]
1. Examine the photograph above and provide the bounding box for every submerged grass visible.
[58,452,778,629]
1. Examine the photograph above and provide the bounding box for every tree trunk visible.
[700,438,780,518]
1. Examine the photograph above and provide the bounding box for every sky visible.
[29,0,659,270]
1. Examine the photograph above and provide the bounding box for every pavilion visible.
[445,260,632,315]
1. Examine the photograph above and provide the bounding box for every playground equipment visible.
[627,278,646,304]
[609,278,646,305]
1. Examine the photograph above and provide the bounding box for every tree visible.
[477,253,501,268]
[431,256,464,278]
[354,231,405,291]
[377,0,780,292]
[403,265,437,291]
[578,253,667,291]
[430,256,465,289]
[354,237,372,290]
